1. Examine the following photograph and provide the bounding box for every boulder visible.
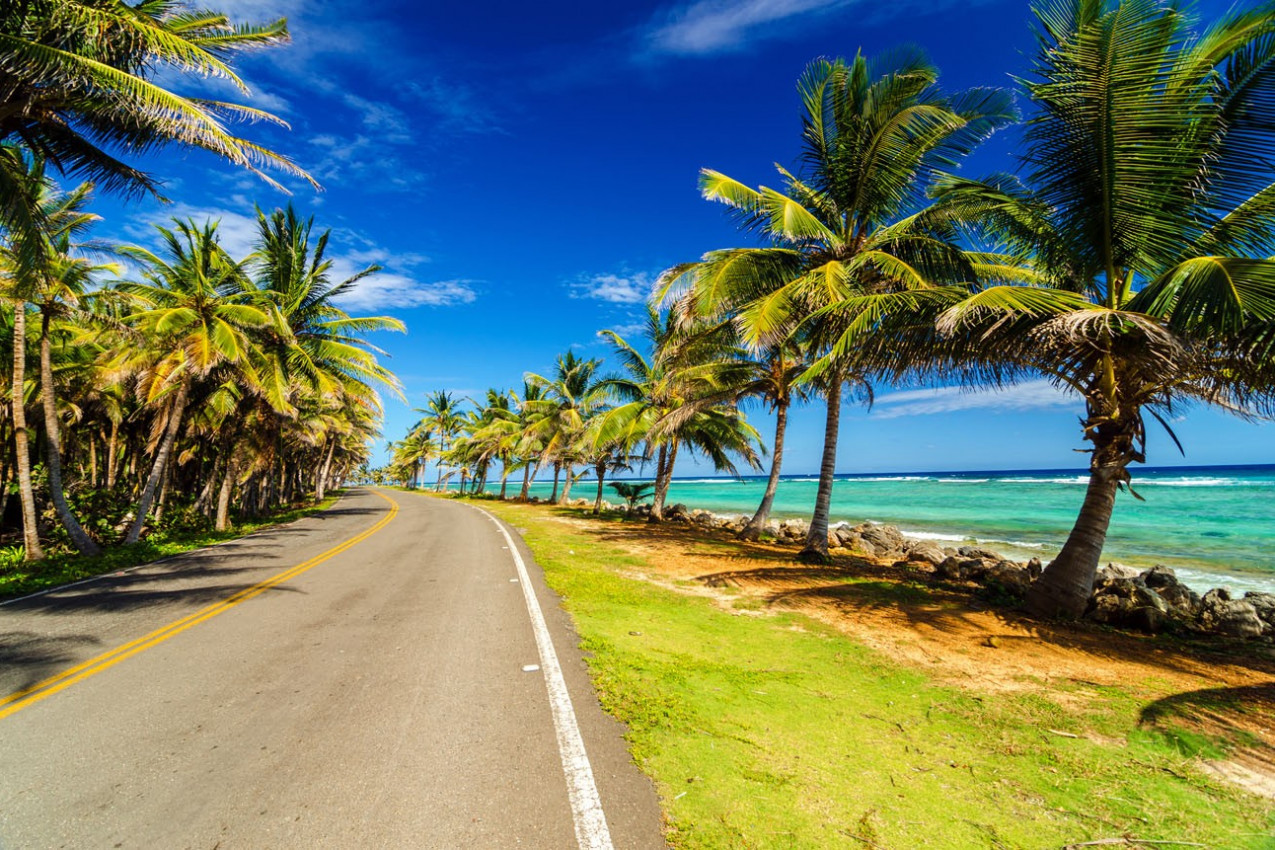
[689,509,715,526]
[983,560,1035,597]
[958,544,1005,561]
[1086,577,1170,633]
[1198,588,1265,639]
[778,519,809,542]
[633,503,651,518]
[1024,557,1043,579]
[935,556,996,582]
[858,523,907,558]
[1243,592,1275,635]
[903,540,947,566]
[763,520,781,538]
[1096,562,1141,582]
[1139,566,1201,620]
[832,526,860,550]
[665,503,691,522]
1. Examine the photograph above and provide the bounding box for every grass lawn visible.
[0,491,345,602]
[447,494,1274,850]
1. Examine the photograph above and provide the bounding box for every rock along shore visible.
[537,495,1275,642]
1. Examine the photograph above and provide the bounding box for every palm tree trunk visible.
[558,462,575,504]
[215,454,237,531]
[126,378,190,544]
[154,463,170,525]
[549,461,561,502]
[800,380,842,564]
[1025,463,1123,618]
[649,441,678,522]
[740,400,789,541]
[592,460,607,515]
[519,462,533,501]
[11,303,42,560]
[39,310,98,554]
[88,434,97,488]
[315,438,336,501]
[499,463,511,500]
[105,419,118,489]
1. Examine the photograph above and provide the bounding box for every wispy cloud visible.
[408,78,504,135]
[644,0,849,55]
[870,381,1079,420]
[569,271,656,304]
[329,267,478,311]
[122,203,475,312]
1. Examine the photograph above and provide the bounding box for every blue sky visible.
[90,0,1274,475]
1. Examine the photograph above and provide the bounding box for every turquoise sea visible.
[524,464,1275,594]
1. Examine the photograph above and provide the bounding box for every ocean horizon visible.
[515,462,1275,595]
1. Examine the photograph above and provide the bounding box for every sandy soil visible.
[538,509,1275,799]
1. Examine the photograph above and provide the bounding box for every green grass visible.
[442,496,1274,850]
[0,492,345,601]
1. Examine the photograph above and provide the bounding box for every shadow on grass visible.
[1140,682,1275,774]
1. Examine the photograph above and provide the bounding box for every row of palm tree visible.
[0,1,373,561]
[386,313,773,521]
[0,167,401,559]
[390,0,1275,623]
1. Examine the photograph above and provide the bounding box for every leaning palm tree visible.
[921,0,1275,618]
[712,337,821,541]
[117,218,269,543]
[661,52,1013,560]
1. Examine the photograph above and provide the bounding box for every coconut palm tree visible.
[660,51,1013,561]
[920,0,1275,618]
[526,352,608,505]
[0,156,107,557]
[419,391,464,490]
[514,380,546,500]
[595,309,763,520]
[117,218,269,543]
[0,0,312,201]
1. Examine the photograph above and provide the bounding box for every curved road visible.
[0,489,665,848]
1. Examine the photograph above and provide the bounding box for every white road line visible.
[470,504,614,850]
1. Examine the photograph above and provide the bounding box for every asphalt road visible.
[0,489,666,849]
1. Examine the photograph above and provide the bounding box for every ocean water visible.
[523,464,1275,595]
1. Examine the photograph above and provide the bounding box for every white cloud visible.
[645,0,849,54]
[122,203,474,312]
[330,270,478,311]
[569,271,655,304]
[870,380,1079,420]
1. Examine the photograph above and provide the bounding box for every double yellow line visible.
[0,490,399,722]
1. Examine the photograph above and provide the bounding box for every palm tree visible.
[514,380,546,500]
[0,0,312,201]
[419,391,464,490]
[595,309,762,520]
[526,352,608,505]
[661,52,1013,561]
[924,0,1275,618]
[708,338,822,541]
[0,156,107,557]
[248,204,404,504]
[118,218,269,543]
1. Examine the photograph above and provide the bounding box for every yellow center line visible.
[0,490,399,722]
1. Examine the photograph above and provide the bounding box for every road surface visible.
[0,488,665,848]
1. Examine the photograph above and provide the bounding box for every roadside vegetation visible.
[0,490,344,601]
[458,495,1274,849]
[0,4,401,576]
